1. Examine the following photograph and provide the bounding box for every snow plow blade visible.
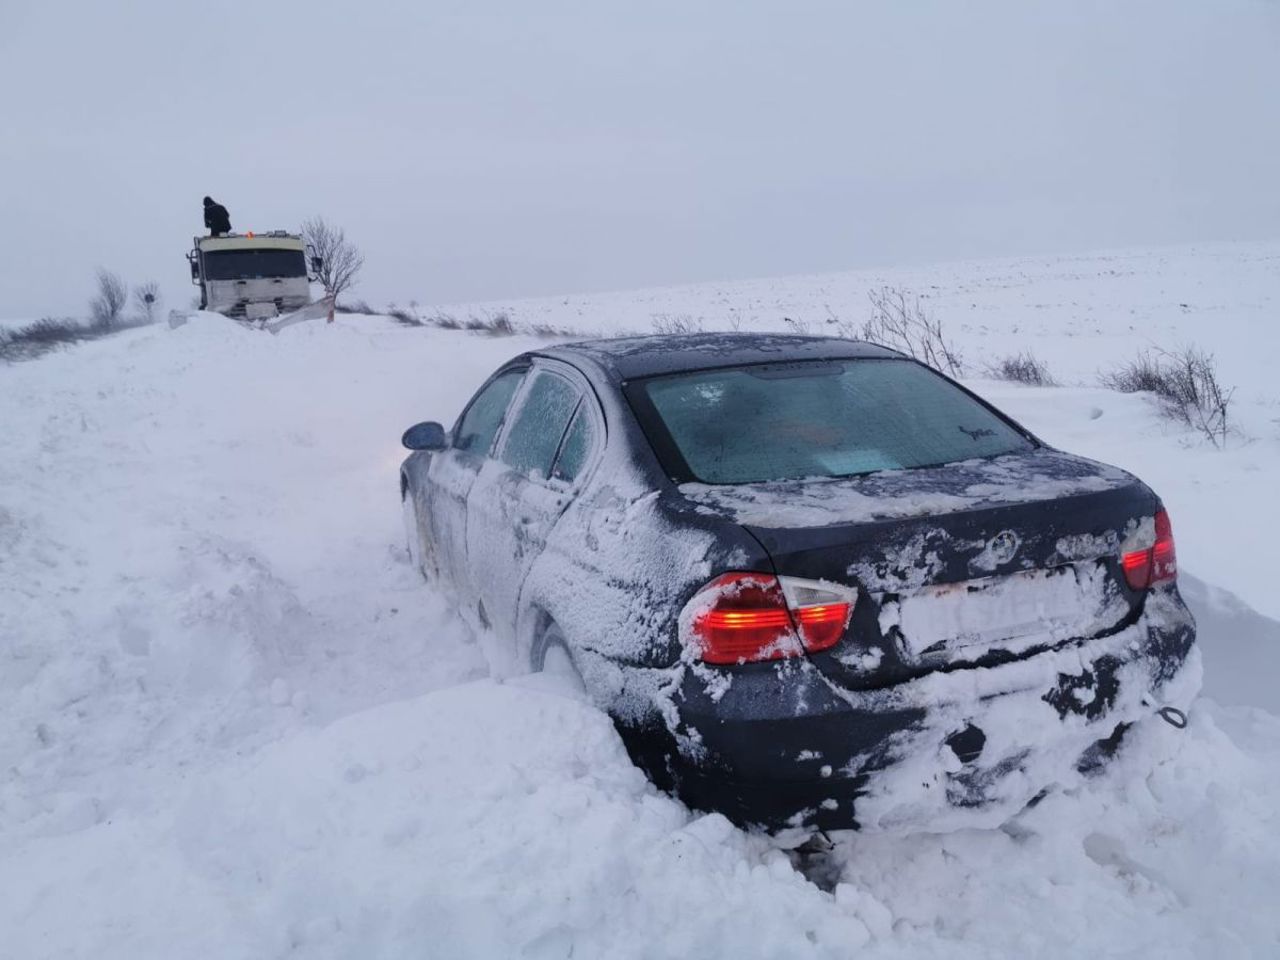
[266,298,334,334]
[166,301,333,334]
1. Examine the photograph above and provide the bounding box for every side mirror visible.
[189,259,200,281]
[311,256,324,273]
[402,421,448,451]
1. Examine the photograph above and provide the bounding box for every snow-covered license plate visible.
[893,563,1115,660]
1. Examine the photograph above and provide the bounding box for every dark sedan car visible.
[400,333,1200,832]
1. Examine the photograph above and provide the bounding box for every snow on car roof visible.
[540,332,902,381]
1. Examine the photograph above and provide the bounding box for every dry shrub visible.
[334,299,375,315]
[386,304,421,326]
[89,269,128,330]
[859,286,963,376]
[462,311,515,335]
[651,314,702,335]
[1,314,149,363]
[530,323,575,338]
[1102,347,1234,446]
[987,351,1056,386]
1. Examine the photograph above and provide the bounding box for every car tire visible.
[531,623,586,695]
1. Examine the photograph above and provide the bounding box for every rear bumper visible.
[653,586,1199,832]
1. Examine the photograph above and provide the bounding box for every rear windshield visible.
[632,359,1034,484]
[203,249,307,280]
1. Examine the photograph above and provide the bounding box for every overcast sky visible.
[1,0,1278,318]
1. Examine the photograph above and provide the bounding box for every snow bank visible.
[1,318,517,843]
[9,676,1270,959]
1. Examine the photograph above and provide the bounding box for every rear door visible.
[423,365,526,594]
[465,362,585,640]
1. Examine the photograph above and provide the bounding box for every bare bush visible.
[861,287,963,376]
[530,323,575,338]
[462,311,515,336]
[1,318,85,361]
[89,269,128,330]
[651,313,702,335]
[1101,347,1234,446]
[428,312,461,330]
[0,316,143,363]
[334,299,375,315]
[133,281,161,325]
[301,217,365,323]
[986,351,1056,386]
[385,303,421,327]
[819,303,865,341]
[486,311,514,336]
[1099,352,1166,395]
[782,316,814,335]
[826,316,860,340]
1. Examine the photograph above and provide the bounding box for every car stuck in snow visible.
[399,333,1200,831]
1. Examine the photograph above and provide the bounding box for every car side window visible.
[453,368,526,456]
[551,403,596,483]
[498,370,579,479]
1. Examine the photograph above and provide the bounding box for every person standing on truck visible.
[203,196,232,237]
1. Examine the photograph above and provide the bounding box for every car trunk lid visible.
[678,448,1158,688]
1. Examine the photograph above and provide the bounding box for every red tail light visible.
[1121,508,1178,590]
[683,572,855,665]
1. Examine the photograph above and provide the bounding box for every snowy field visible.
[3,242,1279,958]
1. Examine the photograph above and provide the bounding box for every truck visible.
[187,231,322,322]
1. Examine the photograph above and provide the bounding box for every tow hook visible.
[1156,706,1188,729]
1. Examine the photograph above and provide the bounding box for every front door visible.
[424,365,526,595]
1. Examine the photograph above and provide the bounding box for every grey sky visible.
[2,0,1278,318]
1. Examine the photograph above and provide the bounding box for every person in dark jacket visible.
[203,196,232,236]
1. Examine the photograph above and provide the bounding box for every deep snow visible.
[3,243,1279,958]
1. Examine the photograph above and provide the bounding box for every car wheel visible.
[531,624,586,696]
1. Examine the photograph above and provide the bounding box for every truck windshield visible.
[630,359,1034,485]
[203,249,307,281]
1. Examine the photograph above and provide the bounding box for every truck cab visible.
[188,232,319,321]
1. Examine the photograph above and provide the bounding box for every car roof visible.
[533,332,903,382]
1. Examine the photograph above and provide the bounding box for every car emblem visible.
[988,530,1020,565]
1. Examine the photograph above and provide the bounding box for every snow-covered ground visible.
[3,243,1279,958]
